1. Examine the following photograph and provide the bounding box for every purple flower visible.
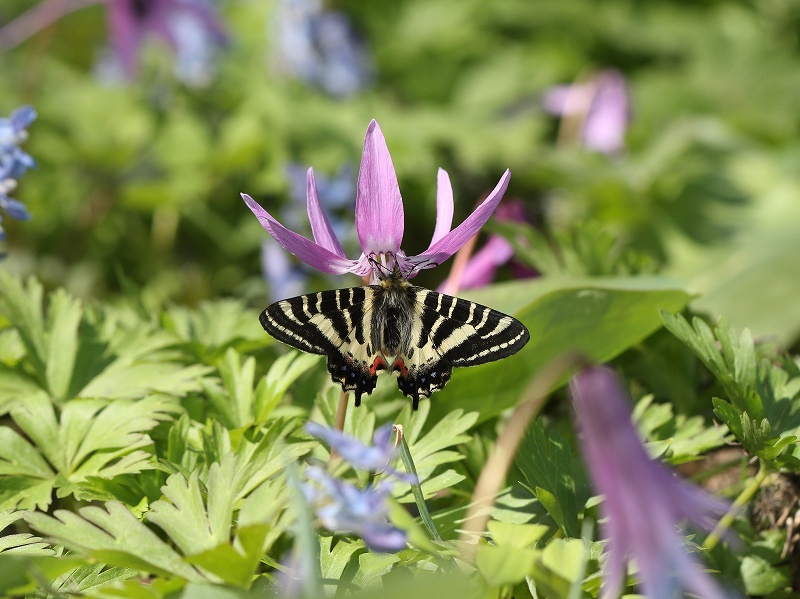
[0,106,37,241]
[304,466,407,552]
[271,0,372,98]
[544,69,631,155]
[0,0,227,85]
[105,0,228,85]
[570,366,732,599]
[243,120,511,282]
[445,200,537,293]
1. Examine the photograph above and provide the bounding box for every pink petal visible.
[306,168,347,258]
[355,120,404,256]
[242,194,356,275]
[456,235,514,290]
[427,168,454,249]
[409,169,511,270]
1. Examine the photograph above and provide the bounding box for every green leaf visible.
[394,404,477,501]
[516,421,581,538]
[0,393,179,510]
[487,520,548,548]
[477,544,537,586]
[44,289,82,400]
[0,510,54,556]
[25,502,207,581]
[0,555,86,595]
[432,277,691,422]
[163,300,267,362]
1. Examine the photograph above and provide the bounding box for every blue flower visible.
[301,423,415,552]
[305,422,415,483]
[303,466,407,552]
[271,0,372,97]
[0,106,36,242]
[570,366,733,599]
[105,0,228,85]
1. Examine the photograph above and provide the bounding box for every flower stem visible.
[330,390,349,459]
[459,353,583,560]
[703,461,768,551]
[397,431,442,542]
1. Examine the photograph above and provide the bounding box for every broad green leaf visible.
[487,520,548,548]
[432,277,691,422]
[25,502,207,582]
[0,510,54,556]
[477,544,537,586]
[516,421,581,538]
[185,543,258,589]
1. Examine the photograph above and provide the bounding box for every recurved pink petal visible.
[410,169,510,269]
[242,194,356,275]
[355,120,404,256]
[427,168,453,249]
[306,168,347,258]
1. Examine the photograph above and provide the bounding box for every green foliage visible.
[2,0,800,594]
[434,276,691,422]
[662,312,800,468]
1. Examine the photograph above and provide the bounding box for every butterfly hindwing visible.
[392,289,530,407]
[260,287,382,404]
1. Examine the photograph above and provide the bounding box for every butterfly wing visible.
[394,289,530,408]
[260,287,383,404]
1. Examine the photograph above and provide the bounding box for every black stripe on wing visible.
[416,289,530,367]
[260,287,368,355]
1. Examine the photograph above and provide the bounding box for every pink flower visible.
[570,366,732,599]
[242,120,511,282]
[544,69,631,155]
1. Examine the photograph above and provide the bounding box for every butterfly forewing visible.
[260,287,382,404]
[417,289,529,366]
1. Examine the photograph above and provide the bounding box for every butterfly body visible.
[260,265,529,409]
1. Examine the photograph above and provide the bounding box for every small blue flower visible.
[0,105,36,242]
[105,0,228,85]
[271,0,372,98]
[305,422,415,483]
[303,466,407,552]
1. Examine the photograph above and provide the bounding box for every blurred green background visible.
[2,0,800,344]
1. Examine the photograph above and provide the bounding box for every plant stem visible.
[703,462,768,551]
[459,353,583,560]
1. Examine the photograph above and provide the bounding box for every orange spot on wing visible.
[370,356,388,376]
[392,357,409,377]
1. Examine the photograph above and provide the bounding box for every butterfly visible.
[260,263,529,409]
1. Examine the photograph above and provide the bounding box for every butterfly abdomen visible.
[369,283,416,355]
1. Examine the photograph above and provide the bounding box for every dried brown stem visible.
[458,353,585,561]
